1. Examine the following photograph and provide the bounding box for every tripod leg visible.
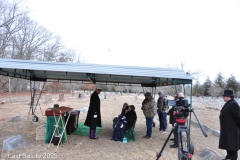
[156,128,173,160]
[178,130,183,160]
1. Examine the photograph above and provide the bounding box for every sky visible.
[23,0,240,84]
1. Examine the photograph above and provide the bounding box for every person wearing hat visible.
[170,92,185,148]
[141,92,157,139]
[219,89,240,160]
[84,87,102,139]
[157,91,168,134]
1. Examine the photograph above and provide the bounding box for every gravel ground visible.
[0,92,234,160]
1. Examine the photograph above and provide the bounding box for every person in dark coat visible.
[170,93,187,148]
[219,89,240,160]
[84,87,102,139]
[167,96,178,127]
[125,105,137,131]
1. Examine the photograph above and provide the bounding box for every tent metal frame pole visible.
[152,87,157,99]
[28,80,35,119]
[188,83,193,141]
[28,80,46,120]
[33,81,46,118]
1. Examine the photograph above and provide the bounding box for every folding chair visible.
[124,121,136,142]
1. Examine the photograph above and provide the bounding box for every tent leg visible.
[33,82,46,118]
[28,81,36,119]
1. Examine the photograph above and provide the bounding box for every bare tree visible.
[158,85,182,97]
[165,60,204,96]
[0,0,85,94]
[166,60,204,82]
[75,51,85,63]
[0,0,28,58]
[11,16,54,60]
[10,78,28,92]
[82,82,94,92]
[57,49,76,62]
[208,83,223,97]
[38,36,62,61]
[0,75,8,92]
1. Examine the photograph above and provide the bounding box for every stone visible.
[211,130,220,137]
[199,147,222,160]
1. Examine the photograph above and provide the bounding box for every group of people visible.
[83,88,175,141]
[84,87,137,141]
[84,87,240,160]
[141,91,171,139]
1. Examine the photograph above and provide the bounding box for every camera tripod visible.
[156,108,208,160]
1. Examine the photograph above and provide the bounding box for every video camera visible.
[156,96,208,160]
[168,98,190,119]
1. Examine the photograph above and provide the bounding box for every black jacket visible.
[219,99,240,151]
[121,109,125,116]
[84,91,102,128]
[125,110,137,130]
[167,106,176,125]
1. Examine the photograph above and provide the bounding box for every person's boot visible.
[152,122,155,127]
[170,143,178,148]
[90,136,99,140]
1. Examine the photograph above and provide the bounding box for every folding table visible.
[47,106,73,152]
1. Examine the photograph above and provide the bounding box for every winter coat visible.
[125,110,137,130]
[112,115,127,141]
[84,91,102,128]
[142,98,157,118]
[113,117,119,128]
[167,106,176,125]
[157,97,168,113]
[120,108,125,116]
[219,99,240,151]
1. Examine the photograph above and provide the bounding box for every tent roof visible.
[0,58,193,87]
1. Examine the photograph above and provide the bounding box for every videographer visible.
[168,95,178,127]
[170,92,188,148]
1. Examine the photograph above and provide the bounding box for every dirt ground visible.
[0,92,235,160]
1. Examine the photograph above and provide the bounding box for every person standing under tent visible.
[157,91,168,133]
[170,92,185,148]
[168,95,178,143]
[168,95,178,127]
[84,87,102,140]
[141,92,157,139]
